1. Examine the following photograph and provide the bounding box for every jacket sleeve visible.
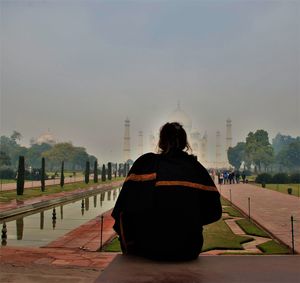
[196,163,222,225]
[111,153,157,235]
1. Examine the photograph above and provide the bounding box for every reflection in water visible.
[52,208,57,229]
[40,212,44,230]
[81,199,85,215]
[60,205,63,220]
[2,187,120,247]
[1,222,7,246]
[85,198,89,211]
[16,218,24,240]
[94,195,97,208]
[100,192,105,207]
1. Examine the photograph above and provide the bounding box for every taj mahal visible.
[123,103,232,169]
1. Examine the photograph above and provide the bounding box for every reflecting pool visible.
[0,187,120,247]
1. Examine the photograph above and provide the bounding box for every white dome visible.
[168,103,192,132]
[36,131,56,145]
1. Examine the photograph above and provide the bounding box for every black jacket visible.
[112,151,222,260]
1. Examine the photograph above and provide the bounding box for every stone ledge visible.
[95,254,300,283]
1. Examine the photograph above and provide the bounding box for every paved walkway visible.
[219,183,300,253]
[0,182,121,283]
[0,180,298,282]
[0,210,118,269]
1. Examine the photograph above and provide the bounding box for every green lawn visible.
[261,183,300,197]
[254,183,300,197]
[236,219,269,237]
[0,177,124,202]
[103,202,290,255]
[221,197,231,206]
[202,219,253,252]
[0,179,16,184]
[103,237,121,252]
[103,219,253,253]
[222,206,243,217]
[246,175,257,182]
[257,240,291,254]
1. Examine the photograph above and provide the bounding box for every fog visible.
[1,0,299,163]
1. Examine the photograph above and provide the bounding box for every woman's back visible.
[112,122,222,261]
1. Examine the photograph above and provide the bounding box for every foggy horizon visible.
[1,0,299,163]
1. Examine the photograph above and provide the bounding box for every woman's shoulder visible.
[131,152,158,170]
[135,152,158,162]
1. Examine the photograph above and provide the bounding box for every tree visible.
[10,131,22,142]
[85,161,90,184]
[272,133,295,154]
[245,130,274,172]
[286,140,300,169]
[88,155,97,166]
[107,162,112,180]
[16,156,25,195]
[26,143,52,168]
[0,151,11,167]
[42,142,74,170]
[41,157,45,192]
[42,143,91,171]
[60,161,64,188]
[227,142,245,169]
[277,140,300,170]
[0,133,27,169]
[101,164,106,182]
[93,160,98,183]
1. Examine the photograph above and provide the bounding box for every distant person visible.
[219,172,224,184]
[242,171,246,183]
[112,122,222,261]
[235,171,240,183]
[223,171,229,184]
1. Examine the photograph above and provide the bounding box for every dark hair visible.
[158,122,191,154]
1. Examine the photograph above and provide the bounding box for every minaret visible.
[149,133,156,153]
[216,131,221,167]
[137,131,143,157]
[123,118,131,162]
[226,118,232,150]
[201,131,207,163]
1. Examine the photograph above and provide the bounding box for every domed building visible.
[35,130,57,146]
[169,102,192,133]
[167,103,208,165]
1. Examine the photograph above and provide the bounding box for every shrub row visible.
[255,172,300,184]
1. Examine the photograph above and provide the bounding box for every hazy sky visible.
[1,0,299,163]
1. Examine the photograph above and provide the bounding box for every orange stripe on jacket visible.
[155,181,218,192]
[125,173,157,182]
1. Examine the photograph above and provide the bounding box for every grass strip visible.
[103,237,121,252]
[221,197,231,206]
[222,206,243,217]
[0,178,124,203]
[203,219,252,251]
[257,240,291,254]
[103,219,253,253]
[262,184,300,197]
[236,219,269,237]
[0,179,16,184]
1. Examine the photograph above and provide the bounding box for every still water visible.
[0,187,120,247]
